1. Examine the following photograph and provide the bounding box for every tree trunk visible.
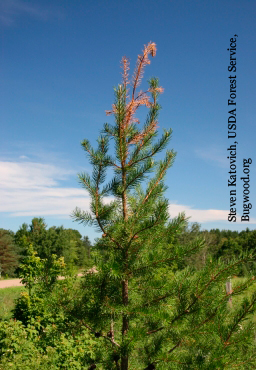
[121,355,128,370]
[121,279,129,370]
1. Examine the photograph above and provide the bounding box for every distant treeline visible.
[177,223,256,276]
[0,219,255,278]
[0,217,92,277]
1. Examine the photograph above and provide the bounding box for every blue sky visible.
[1,0,255,242]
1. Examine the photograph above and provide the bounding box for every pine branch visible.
[121,56,130,90]
[224,294,256,346]
[132,42,156,101]
[170,258,251,327]
[131,212,163,238]
[142,150,175,206]
[71,207,94,226]
[123,158,154,192]
[102,123,118,137]
[143,293,170,308]
[95,216,123,250]
[130,237,201,277]
[80,320,120,348]
[127,118,171,168]
[145,264,255,346]
[146,327,165,335]
[223,354,256,368]
[130,256,176,277]
[78,173,96,197]
[168,340,183,354]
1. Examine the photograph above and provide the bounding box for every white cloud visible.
[0,161,73,189]
[168,204,256,224]
[0,161,90,217]
[1,160,255,225]
[1,187,90,217]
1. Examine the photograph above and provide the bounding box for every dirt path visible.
[0,273,85,289]
[0,279,23,289]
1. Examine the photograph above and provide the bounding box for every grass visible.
[231,277,256,323]
[0,286,26,320]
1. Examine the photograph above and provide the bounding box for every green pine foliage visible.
[71,43,256,369]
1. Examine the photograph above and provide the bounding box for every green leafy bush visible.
[0,320,102,369]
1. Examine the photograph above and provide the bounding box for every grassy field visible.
[0,286,26,320]
[231,277,256,324]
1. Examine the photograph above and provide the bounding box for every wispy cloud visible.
[1,142,74,168]
[0,0,63,27]
[1,160,255,224]
[0,161,72,189]
[0,160,89,217]
[195,146,227,168]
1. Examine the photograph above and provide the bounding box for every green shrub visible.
[0,320,102,369]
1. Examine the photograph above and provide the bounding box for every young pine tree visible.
[72,43,256,370]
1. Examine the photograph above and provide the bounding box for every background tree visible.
[77,236,92,267]
[72,42,256,369]
[0,229,19,277]
[14,223,30,262]
[15,218,48,261]
[177,223,221,271]
[15,218,92,270]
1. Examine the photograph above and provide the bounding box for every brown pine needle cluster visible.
[106,42,164,142]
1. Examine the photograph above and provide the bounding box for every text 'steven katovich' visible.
[227,35,252,223]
